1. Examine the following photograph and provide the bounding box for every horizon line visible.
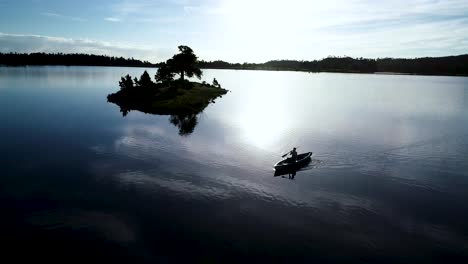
[1,51,467,65]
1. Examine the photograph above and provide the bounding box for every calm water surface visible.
[1,66,468,263]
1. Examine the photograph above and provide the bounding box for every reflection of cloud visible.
[91,119,377,211]
[98,130,379,211]
[29,210,136,242]
[117,170,234,200]
[0,32,165,61]
[88,103,468,250]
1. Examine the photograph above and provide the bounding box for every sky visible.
[0,0,467,63]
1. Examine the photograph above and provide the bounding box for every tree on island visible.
[119,71,154,90]
[155,63,175,83]
[135,70,153,87]
[119,74,134,90]
[166,45,202,81]
[117,45,216,91]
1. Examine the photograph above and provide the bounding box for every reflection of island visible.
[169,113,198,136]
[107,46,228,136]
[107,80,226,136]
[113,102,199,135]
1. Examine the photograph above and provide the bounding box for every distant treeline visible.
[198,55,468,76]
[0,52,152,67]
[2,52,468,76]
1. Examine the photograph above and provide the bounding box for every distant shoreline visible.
[198,67,468,77]
[1,52,467,77]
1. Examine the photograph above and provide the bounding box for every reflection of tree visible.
[120,106,130,117]
[169,113,198,136]
[115,103,200,136]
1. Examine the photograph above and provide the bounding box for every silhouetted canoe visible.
[274,152,312,171]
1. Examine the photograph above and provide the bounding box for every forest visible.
[198,55,468,76]
[2,52,467,76]
[0,52,152,67]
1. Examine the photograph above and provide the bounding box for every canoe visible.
[274,152,312,171]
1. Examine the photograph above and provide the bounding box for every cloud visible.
[104,17,122,22]
[41,12,87,22]
[191,0,468,62]
[109,0,209,23]
[183,5,223,16]
[110,0,168,18]
[0,32,171,62]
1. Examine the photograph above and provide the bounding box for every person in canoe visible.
[283,147,298,162]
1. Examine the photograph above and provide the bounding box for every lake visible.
[1,66,468,263]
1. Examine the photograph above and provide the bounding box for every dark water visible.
[1,66,468,263]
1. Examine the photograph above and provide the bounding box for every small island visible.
[107,46,228,117]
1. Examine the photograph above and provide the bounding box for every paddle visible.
[281,147,299,158]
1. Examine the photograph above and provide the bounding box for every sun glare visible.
[235,76,293,150]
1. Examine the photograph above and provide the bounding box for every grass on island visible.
[151,82,228,112]
[107,81,228,115]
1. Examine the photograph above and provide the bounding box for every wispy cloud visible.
[0,32,171,62]
[109,0,196,23]
[104,17,122,22]
[41,12,87,22]
[111,0,165,16]
[183,5,223,16]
